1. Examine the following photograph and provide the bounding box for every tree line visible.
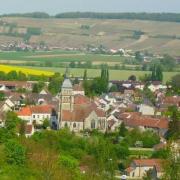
[55,12,180,22]
[1,12,180,22]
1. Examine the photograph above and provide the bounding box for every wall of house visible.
[139,105,155,116]
[129,165,154,178]
[18,115,31,123]
[31,113,51,124]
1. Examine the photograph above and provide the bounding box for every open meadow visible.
[22,66,179,83]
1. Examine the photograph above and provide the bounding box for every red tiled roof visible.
[17,106,32,116]
[95,108,106,117]
[31,105,53,114]
[17,105,53,116]
[74,94,91,105]
[62,106,92,122]
[119,112,168,129]
[62,103,105,122]
[163,96,180,106]
[0,81,32,88]
[133,159,162,167]
[73,84,84,91]
[108,119,116,128]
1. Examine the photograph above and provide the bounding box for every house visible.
[17,105,57,126]
[125,159,163,179]
[138,104,155,116]
[59,78,107,132]
[0,100,13,127]
[0,81,34,91]
[162,96,180,108]
[39,88,51,95]
[118,112,169,136]
[148,81,167,92]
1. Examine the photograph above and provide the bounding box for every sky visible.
[0,0,180,15]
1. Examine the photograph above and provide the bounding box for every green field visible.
[23,66,179,82]
[0,51,128,64]
[0,51,179,82]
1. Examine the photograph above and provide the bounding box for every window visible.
[73,123,76,128]
[65,122,68,128]
[37,115,39,118]
[91,120,96,129]
[33,115,35,119]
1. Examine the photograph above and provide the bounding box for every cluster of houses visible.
[0,76,179,179]
[0,42,49,51]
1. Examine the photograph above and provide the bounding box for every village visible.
[0,68,179,179]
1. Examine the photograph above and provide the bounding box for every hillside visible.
[1,17,180,56]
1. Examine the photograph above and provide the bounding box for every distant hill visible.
[1,17,180,56]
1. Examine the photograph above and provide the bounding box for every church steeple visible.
[60,69,74,111]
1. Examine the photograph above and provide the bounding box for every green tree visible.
[135,51,143,62]
[32,83,39,93]
[7,70,18,80]
[18,71,27,81]
[156,64,163,81]
[42,119,50,129]
[115,143,130,159]
[171,74,180,95]
[163,146,180,180]
[4,140,26,165]
[48,73,63,95]
[19,121,26,136]
[5,111,20,135]
[151,64,156,81]
[0,92,5,101]
[128,75,137,81]
[109,84,118,92]
[167,106,180,140]
[118,123,128,137]
[59,154,78,170]
[83,69,87,81]
[160,54,176,71]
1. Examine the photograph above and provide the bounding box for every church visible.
[59,77,107,132]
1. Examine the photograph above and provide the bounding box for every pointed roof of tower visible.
[62,78,73,88]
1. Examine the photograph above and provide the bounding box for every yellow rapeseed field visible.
[0,65,54,76]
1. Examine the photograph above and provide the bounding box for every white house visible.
[138,104,155,116]
[17,105,57,125]
[125,159,163,179]
[148,82,167,92]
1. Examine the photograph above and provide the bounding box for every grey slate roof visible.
[62,78,73,88]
